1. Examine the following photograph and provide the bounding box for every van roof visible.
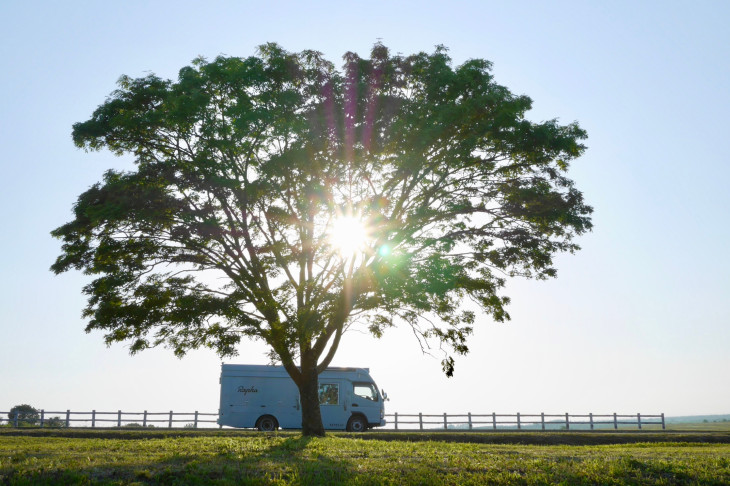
[221,364,369,373]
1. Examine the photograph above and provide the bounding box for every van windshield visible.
[353,382,379,402]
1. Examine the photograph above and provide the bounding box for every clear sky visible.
[1,0,728,419]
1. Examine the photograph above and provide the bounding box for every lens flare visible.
[328,216,368,256]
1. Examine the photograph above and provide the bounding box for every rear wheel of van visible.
[346,415,367,432]
[256,415,278,431]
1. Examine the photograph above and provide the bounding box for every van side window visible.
[318,383,339,405]
[353,382,378,401]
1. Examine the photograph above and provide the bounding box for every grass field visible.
[665,422,730,432]
[1,429,729,485]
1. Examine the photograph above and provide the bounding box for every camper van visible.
[217,364,387,431]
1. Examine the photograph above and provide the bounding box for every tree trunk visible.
[298,359,325,437]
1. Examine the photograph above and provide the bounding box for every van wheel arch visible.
[346,414,368,432]
[255,415,278,431]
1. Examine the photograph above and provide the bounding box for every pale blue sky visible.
[1,1,728,418]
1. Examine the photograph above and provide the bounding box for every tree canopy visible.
[8,404,39,426]
[52,43,591,435]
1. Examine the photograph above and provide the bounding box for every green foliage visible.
[1,431,728,485]
[7,405,39,426]
[43,416,67,428]
[52,43,592,434]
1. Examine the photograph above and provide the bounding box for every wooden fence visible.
[0,410,665,430]
[388,412,665,431]
[0,410,218,429]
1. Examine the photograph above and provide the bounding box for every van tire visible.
[346,414,367,432]
[256,415,278,431]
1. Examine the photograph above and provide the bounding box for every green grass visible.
[664,422,730,432]
[1,429,729,485]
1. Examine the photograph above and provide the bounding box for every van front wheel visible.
[256,415,278,431]
[346,415,367,432]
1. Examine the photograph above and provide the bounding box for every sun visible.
[328,215,369,256]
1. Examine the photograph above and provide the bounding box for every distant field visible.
[1,429,729,485]
[664,421,730,432]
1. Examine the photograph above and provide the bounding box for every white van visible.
[217,364,387,431]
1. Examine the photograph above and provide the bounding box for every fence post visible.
[40,410,45,428]
[565,413,569,431]
[661,413,665,430]
[418,412,423,430]
[541,412,545,431]
[143,410,148,427]
[92,410,96,428]
[637,413,642,430]
[517,412,521,430]
[117,410,121,427]
[468,412,472,430]
[443,413,448,430]
[492,412,496,430]
[613,412,617,430]
[66,410,71,428]
[394,412,398,430]
[589,413,594,430]
[169,411,173,428]
[13,410,19,427]
[194,411,199,429]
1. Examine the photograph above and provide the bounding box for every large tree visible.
[52,43,592,436]
[8,404,39,426]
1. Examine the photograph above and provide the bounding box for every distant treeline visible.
[665,414,730,424]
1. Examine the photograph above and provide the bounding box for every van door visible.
[225,377,268,428]
[274,391,302,429]
[318,381,348,429]
[352,382,381,425]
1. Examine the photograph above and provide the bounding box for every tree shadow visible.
[236,436,357,484]
[3,435,359,485]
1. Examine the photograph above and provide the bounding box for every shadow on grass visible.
[4,432,730,485]
[2,435,357,485]
[228,435,355,484]
[346,430,730,445]
[5,427,730,445]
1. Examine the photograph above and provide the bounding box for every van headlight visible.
[380,408,384,419]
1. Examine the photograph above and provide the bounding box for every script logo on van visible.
[237,385,258,395]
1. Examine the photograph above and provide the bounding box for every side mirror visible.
[382,389,389,401]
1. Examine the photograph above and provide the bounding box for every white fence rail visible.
[1,410,665,430]
[0,410,219,429]
[387,412,665,431]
